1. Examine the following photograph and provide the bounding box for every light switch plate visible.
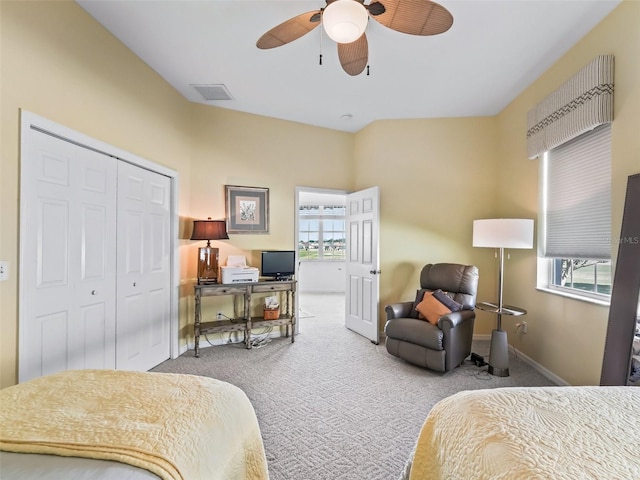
[0,261,8,281]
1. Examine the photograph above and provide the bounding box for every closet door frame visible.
[19,110,180,380]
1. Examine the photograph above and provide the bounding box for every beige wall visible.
[189,104,354,259]
[495,0,640,385]
[186,105,354,319]
[353,118,501,334]
[1,0,637,388]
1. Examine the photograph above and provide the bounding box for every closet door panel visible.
[78,302,111,369]
[116,162,170,372]
[146,178,171,360]
[38,311,69,377]
[38,199,69,287]
[20,129,117,382]
[149,288,167,348]
[118,293,145,364]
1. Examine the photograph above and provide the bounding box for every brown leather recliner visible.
[384,263,479,372]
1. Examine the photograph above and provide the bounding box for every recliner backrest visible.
[419,263,478,310]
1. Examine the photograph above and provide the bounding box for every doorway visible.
[295,187,347,329]
[294,186,380,343]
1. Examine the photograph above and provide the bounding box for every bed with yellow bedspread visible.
[0,370,269,480]
[402,386,640,480]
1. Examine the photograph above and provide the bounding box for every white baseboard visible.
[510,347,569,386]
[473,334,491,342]
[472,334,569,386]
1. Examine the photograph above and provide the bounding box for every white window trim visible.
[536,287,610,307]
[536,257,609,306]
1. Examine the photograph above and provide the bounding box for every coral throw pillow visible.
[411,289,429,318]
[416,292,452,325]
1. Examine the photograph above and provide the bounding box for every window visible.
[298,205,346,261]
[551,259,611,296]
[541,124,612,300]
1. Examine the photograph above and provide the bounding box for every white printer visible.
[220,255,259,284]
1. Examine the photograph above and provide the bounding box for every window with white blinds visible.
[543,123,611,259]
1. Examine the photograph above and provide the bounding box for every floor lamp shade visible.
[190,219,229,284]
[473,219,534,249]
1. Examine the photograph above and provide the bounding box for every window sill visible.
[536,287,610,307]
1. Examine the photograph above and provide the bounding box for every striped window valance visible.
[526,55,614,159]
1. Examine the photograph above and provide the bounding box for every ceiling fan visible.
[256,0,454,76]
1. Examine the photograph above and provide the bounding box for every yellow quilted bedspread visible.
[409,386,640,480]
[0,370,269,480]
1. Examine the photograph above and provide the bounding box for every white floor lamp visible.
[473,219,534,376]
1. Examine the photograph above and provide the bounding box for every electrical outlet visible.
[0,261,8,281]
[217,312,224,320]
[515,321,528,334]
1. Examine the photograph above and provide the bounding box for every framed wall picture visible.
[225,185,269,234]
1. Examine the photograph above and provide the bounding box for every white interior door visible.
[345,186,380,343]
[19,128,117,382]
[116,161,171,371]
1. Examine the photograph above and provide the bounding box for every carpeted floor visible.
[152,293,556,480]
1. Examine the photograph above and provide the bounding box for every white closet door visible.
[116,162,171,371]
[19,129,117,382]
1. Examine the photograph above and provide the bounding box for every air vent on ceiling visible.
[192,84,234,101]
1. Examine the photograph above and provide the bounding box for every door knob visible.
[369,269,381,275]
[91,290,97,295]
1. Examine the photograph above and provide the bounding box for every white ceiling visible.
[76,0,621,133]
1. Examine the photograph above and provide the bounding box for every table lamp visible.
[473,218,534,376]
[190,218,229,284]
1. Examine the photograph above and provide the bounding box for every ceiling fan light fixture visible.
[322,0,368,44]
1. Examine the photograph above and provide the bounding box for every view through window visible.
[298,205,346,261]
[551,259,611,296]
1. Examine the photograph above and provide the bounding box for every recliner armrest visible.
[385,302,414,319]
[437,309,475,330]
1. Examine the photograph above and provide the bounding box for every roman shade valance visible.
[526,55,614,159]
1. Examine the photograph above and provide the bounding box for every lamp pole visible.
[497,246,505,329]
[488,246,510,376]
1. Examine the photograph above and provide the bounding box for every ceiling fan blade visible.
[373,0,453,36]
[256,11,321,49]
[337,33,368,76]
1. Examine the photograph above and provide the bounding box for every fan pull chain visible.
[366,19,370,76]
[319,10,324,67]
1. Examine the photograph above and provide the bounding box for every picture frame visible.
[225,185,269,234]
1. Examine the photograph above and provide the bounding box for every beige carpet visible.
[152,293,555,480]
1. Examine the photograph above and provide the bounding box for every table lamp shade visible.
[473,219,534,249]
[190,219,229,242]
